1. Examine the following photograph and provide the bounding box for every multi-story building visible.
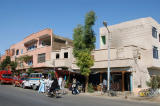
[51,17,160,94]
[98,17,160,93]
[1,28,72,73]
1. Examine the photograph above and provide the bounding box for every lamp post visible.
[103,21,111,91]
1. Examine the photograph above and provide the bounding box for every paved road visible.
[0,85,159,106]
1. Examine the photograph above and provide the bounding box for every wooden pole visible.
[100,72,102,83]
[122,71,125,92]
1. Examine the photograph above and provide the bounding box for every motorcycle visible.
[46,85,61,98]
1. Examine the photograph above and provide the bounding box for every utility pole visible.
[103,21,111,91]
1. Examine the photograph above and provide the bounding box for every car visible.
[12,76,28,87]
[21,73,42,90]
[0,70,13,84]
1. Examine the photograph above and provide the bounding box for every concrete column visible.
[130,73,133,91]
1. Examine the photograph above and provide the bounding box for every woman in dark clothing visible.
[49,77,59,93]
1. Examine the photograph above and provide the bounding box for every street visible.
[0,85,159,106]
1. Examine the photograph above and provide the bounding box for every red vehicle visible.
[12,76,27,87]
[0,70,13,84]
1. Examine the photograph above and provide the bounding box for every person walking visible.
[103,78,107,92]
[38,76,45,93]
[61,78,66,95]
[49,75,59,94]
[58,76,62,89]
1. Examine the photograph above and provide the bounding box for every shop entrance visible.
[89,71,131,92]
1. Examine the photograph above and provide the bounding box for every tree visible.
[10,61,18,72]
[0,56,11,70]
[84,11,96,50]
[73,25,85,57]
[73,11,96,92]
[17,55,32,63]
[146,75,160,90]
[27,67,35,75]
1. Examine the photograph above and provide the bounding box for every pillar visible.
[122,71,125,92]
[130,73,133,91]
[100,72,102,83]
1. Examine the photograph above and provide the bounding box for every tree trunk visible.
[85,76,89,92]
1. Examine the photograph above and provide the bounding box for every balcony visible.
[53,59,71,68]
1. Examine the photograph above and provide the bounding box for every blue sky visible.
[0,0,160,55]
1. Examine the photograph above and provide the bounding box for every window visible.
[101,36,106,45]
[27,60,33,66]
[56,53,60,59]
[16,49,19,55]
[152,27,157,38]
[38,53,45,63]
[64,52,68,58]
[27,45,37,51]
[21,49,23,54]
[153,46,158,59]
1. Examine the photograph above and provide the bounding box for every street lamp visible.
[103,21,111,91]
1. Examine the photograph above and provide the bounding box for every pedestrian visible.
[49,75,59,93]
[103,78,107,92]
[72,78,78,95]
[61,78,66,94]
[38,76,45,93]
[58,76,62,89]
[44,76,53,93]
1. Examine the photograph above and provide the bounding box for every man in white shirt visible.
[58,76,62,89]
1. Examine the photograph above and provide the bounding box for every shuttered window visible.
[38,53,46,63]
[101,36,106,45]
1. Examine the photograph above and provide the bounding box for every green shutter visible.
[101,36,106,44]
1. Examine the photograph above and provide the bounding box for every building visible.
[98,17,160,93]
[1,28,72,73]
[51,17,160,93]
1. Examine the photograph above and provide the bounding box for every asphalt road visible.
[0,85,159,106]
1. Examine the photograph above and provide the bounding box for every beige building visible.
[51,17,160,93]
[99,17,160,92]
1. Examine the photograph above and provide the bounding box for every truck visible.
[0,70,13,84]
[21,73,42,90]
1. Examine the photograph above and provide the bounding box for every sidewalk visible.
[66,90,160,103]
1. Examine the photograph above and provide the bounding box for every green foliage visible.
[10,61,18,71]
[0,56,11,70]
[27,67,34,75]
[73,11,96,76]
[18,55,32,63]
[65,77,70,88]
[84,11,96,51]
[88,83,94,93]
[146,75,160,89]
[76,50,94,77]
[73,25,85,57]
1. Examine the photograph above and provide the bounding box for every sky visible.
[0,0,160,55]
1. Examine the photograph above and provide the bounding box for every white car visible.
[21,73,42,90]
